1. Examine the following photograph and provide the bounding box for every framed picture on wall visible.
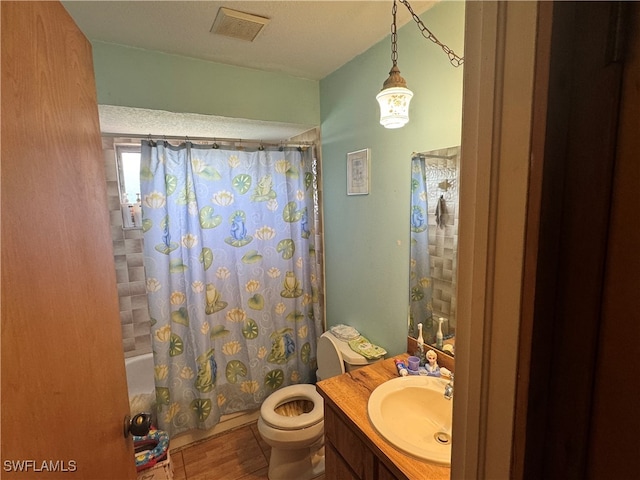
[347,148,370,195]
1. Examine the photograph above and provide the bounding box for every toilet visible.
[257,331,382,480]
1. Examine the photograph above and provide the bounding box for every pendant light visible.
[376,0,413,129]
[376,0,464,129]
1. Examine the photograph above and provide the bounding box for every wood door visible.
[1,2,136,478]
[517,2,639,478]
[586,2,640,477]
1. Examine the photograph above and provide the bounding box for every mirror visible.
[408,146,460,357]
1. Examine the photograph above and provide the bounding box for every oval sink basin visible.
[367,375,453,465]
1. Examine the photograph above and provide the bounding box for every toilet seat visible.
[260,384,323,431]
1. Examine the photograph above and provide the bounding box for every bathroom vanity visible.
[316,355,451,480]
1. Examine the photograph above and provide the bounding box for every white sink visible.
[367,375,453,465]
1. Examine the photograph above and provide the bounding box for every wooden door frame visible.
[453,2,542,478]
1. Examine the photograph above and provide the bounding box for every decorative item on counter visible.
[407,355,420,373]
[417,322,424,347]
[415,322,426,365]
[424,349,441,377]
[394,359,408,377]
[436,317,444,350]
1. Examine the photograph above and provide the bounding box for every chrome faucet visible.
[444,374,454,400]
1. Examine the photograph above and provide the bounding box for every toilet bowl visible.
[258,331,383,480]
[257,385,325,480]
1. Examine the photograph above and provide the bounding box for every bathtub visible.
[125,353,156,416]
[123,352,259,448]
[125,352,155,398]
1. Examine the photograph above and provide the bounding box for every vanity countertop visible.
[316,354,451,480]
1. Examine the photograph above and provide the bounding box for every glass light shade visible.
[376,86,414,129]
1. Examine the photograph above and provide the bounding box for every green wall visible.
[92,41,320,126]
[90,1,464,358]
[319,1,465,355]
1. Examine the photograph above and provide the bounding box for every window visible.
[115,144,142,229]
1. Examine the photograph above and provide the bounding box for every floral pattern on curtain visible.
[408,155,434,342]
[140,141,323,437]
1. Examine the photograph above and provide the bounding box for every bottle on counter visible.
[436,317,444,350]
[416,322,425,364]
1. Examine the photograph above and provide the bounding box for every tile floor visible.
[170,422,270,480]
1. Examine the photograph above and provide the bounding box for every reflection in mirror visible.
[408,146,460,356]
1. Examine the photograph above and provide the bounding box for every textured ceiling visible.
[63,1,435,80]
[62,1,436,140]
[99,105,316,142]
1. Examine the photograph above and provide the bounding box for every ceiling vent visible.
[210,7,270,42]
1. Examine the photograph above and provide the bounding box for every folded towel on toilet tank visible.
[329,324,361,341]
[348,336,387,360]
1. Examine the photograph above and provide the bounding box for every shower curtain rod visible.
[102,132,315,148]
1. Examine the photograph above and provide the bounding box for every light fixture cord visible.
[391,0,399,67]
[399,0,464,67]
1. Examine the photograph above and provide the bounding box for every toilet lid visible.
[316,332,345,380]
[260,384,323,430]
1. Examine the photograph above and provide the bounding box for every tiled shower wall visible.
[423,146,460,334]
[103,137,152,358]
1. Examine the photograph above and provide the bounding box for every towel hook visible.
[438,179,452,192]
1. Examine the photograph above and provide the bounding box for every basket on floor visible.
[134,428,172,480]
[136,451,173,480]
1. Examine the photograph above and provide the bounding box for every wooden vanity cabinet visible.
[317,356,450,480]
[325,442,361,480]
[324,399,405,480]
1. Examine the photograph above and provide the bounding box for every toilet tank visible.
[317,331,383,380]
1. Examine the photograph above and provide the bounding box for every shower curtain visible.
[409,155,434,342]
[140,141,323,437]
